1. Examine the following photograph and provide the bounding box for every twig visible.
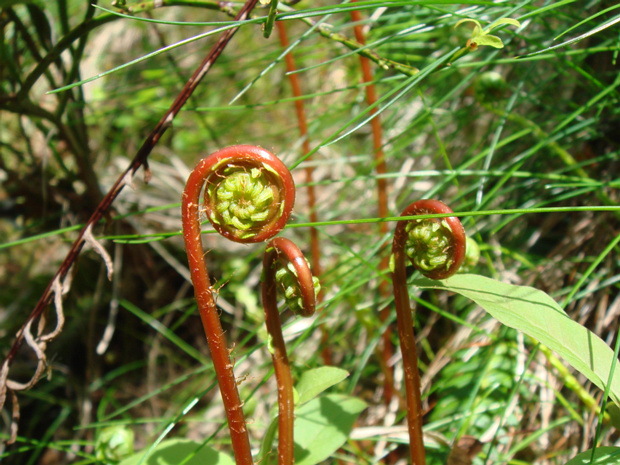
[1,0,260,421]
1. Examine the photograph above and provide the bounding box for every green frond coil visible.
[405,219,454,273]
[275,260,320,315]
[207,166,278,237]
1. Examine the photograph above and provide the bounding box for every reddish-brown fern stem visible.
[276,20,331,364]
[2,0,260,392]
[275,21,321,287]
[182,145,295,465]
[349,7,388,216]
[262,237,318,465]
[392,200,466,465]
[350,4,394,402]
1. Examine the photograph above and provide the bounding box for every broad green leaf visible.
[294,394,366,465]
[414,274,620,407]
[473,35,505,49]
[296,367,349,406]
[118,439,234,465]
[565,447,620,465]
[259,370,351,464]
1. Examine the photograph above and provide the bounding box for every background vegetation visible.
[1,0,619,463]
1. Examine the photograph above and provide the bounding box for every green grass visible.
[1,0,619,464]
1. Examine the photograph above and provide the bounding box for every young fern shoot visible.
[262,237,320,465]
[391,200,466,465]
[182,145,296,465]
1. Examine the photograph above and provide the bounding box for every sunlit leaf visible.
[455,18,483,37]
[294,394,366,465]
[487,18,521,31]
[415,274,620,407]
[118,439,234,465]
[473,35,505,49]
[296,366,349,406]
[521,14,620,57]
[565,447,620,465]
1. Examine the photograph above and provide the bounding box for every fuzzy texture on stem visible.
[391,199,466,465]
[262,237,319,465]
[182,145,295,465]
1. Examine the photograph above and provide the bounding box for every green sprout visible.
[404,219,455,273]
[455,17,521,51]
[95,426,134,462]
[275,260,321,315]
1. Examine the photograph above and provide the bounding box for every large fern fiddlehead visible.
[182,145,296,465]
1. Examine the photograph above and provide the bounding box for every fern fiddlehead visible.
[182,145,296,465]
[198,144,296,243]
[398,200,466,280]
[391,199,466,465]
[262,237,320,465]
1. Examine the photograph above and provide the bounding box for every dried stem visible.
[262,237,319,464]
[391,200,466,465]
[182,145,296,464]
[1,0,261,417]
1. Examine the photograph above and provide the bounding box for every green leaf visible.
[565,447,620,465]
[472,35,505,49]
[294,394,366,465]
[487,17,521,31]
[296,367,349,406]
[555,5,620,40]
[257,416,279,464]
[26,4,52,51]
[48,24,240,94]
[414,274,620,407]
[118,439,234,465]
[258,371,351,464]
[455,18,483,37]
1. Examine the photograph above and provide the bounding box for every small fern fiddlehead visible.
[273,258,320,318]
[262,237,320,465]
[182,145,296,465]
[391,199,466,465]
[398,199,466,280]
